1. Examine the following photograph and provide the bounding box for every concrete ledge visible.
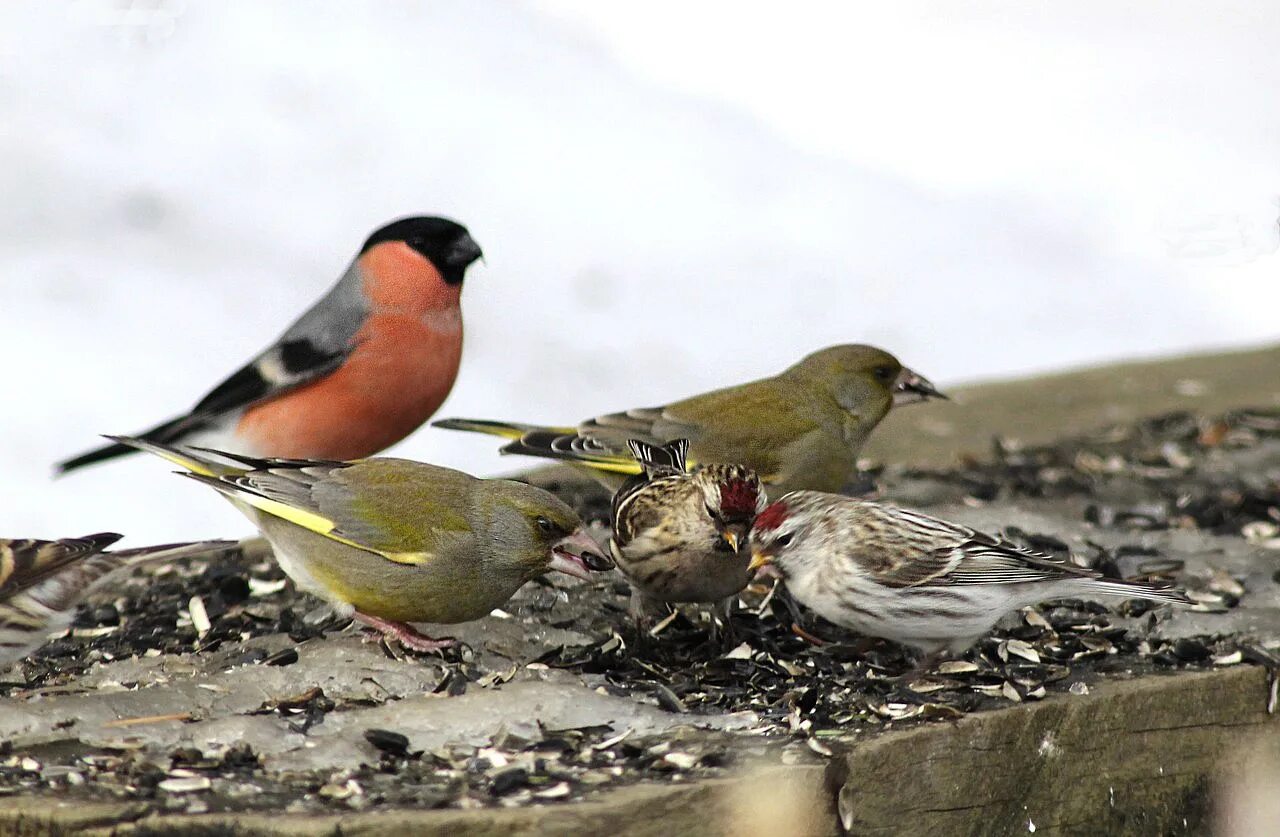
[833,667,1275,836]
[1,767,836,836]
[3,669,1270,835]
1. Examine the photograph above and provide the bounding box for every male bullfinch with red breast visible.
[58,216,483,473]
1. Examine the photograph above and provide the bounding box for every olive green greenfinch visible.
[112,436,612,651]
[435,344,945,494]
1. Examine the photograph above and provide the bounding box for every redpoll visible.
[1,534,237,667]
[610,439,766,625]
[748,491,1190,657]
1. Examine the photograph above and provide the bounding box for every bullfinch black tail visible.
[55,414,199,475]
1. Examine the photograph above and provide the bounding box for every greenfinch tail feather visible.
[501,431,644,475]
[431,418,575,439]
[104,435,242,477]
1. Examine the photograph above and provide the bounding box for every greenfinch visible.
[1,534,236,667]
[112,437,613,651]
[435,344,945,494]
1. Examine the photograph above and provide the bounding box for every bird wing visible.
[852,504,1097,588]
[0,533,123,598]
[610,473,691,546]
[437,374,810,481]
[57,267,371,473]
[626,438,690,478]
[503,390,798,478]
[190,264,370,418]
[488,409,679,475]
[185,458,472,565]
[659,381,819,480]
[610,438,697,543]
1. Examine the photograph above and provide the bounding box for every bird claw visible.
[394,632,458,654]
[790,622,828,645]
[353,613,456,653]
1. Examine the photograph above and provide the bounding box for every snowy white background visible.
[2,1,1278,543]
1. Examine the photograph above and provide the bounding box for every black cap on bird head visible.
[361,216,483,285]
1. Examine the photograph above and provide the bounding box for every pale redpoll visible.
[436,344,945,494]
[1,534,237,667]
[610,439,766,624]
[748,491,1190,657]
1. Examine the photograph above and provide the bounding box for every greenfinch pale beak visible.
[893,366,947,405]
[548,530,613,580]
[720,531,740,553]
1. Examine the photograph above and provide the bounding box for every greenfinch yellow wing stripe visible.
[180,474,431,566]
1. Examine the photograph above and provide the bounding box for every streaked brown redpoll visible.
[610,439,766,625]
[748,491,1190,657]
[1,534,237,668]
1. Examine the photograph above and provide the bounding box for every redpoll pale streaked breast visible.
[748,491,1190,657]
[610,439,766,622]
[435,344,945,495]
[1,534,237,668]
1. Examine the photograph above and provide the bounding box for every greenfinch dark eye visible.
[873,365,895,382]
[535,516,555,534]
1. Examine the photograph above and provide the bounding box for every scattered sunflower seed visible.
[662,752,698,769]
[938,660,980,675]
[158,776,212,793]
[188,596,212,637]
[247,577,288,597]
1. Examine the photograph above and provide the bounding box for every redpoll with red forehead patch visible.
[609,439,767,630]
[749,491,1190,659]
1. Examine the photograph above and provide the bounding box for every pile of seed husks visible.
[1,408,1275,814]
[894,408,1280,537]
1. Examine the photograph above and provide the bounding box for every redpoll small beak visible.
[720,531,740,553]
[748,551,771,573]
[549,530,613,580]
[893,366,947,405]
[749,551,782,580]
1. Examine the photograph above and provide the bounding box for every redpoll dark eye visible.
[776,533,794,548]
[704,503,717,519]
